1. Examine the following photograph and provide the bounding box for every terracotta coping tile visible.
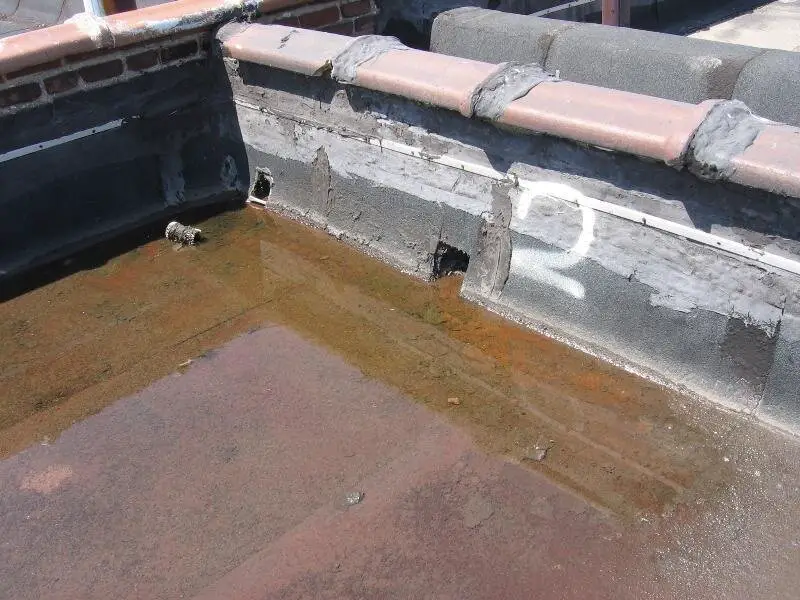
[219,23,351,76]
[730,125,800,198]
[219,25,800,201]
[0,23,98,77]
[105,0,234,45]
[354,49,498,117]
[500,81,717,165]
[0,0,308,77]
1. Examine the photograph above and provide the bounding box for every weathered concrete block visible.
[733,50,800,128]
[430,7,575,66]
[0,22,29,38]
[545,23,761,104]
[431,9,765,106]
[760,299,800,427]
[0,0,18,16]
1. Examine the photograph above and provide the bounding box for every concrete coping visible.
[0,0,309,78]
[218,23,800,200]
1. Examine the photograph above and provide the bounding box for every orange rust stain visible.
[0,207,744,519]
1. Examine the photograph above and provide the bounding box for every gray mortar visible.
[471,184,513,298]
[431,6,576,65]
[470,62,558,120]
[331,35,409,84]
[67,0,257,49]
[215,21,250,44]
[760,300,800,425]
[688,100,767,182]
[225,60,800,431]
[733,50,800,128]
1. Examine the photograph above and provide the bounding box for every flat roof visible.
[689,0,800,51]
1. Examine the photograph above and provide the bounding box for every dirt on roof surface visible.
[1,206,800,598]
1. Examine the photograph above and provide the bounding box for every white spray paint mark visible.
[511,181,595,299]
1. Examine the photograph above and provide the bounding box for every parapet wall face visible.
[0,1,366,278]
[0,36,247,279]
[0,1,260,278]
[431,7,800,127]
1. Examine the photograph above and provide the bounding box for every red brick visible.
[160,40,199,63]
[0,82,42,108]
[43,71,80,94]
[66,37,149,64]
[354,14,376,35]
[273,16,300,26]
[341,0,372,18]
[5,59,62,80]
[79,59,124,83]
[65,49,107,64]
[321,21,355,35]
[298,6,341,28]
[126,49,159,71]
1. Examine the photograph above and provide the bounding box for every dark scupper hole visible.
[381,18,429,50]
[250,169,273,200]
[433,242,470,278]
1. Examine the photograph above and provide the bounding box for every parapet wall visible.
[0,0,377,278]
[431,7,800,127]
[0,27,211,113]
[0,0,264,278]
[216,23,800,432]
[2,2,800,433]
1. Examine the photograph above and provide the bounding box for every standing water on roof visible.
[1,207,799,599]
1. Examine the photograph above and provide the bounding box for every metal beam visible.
[602,0,619,26]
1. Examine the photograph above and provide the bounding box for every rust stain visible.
[0,207,746,519]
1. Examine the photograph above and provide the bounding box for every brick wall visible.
[0,1,380,115]
[258,0,378,36]
[0,30,211,114]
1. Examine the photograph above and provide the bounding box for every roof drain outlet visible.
[248,168,273,207]
[165,222,202,245]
